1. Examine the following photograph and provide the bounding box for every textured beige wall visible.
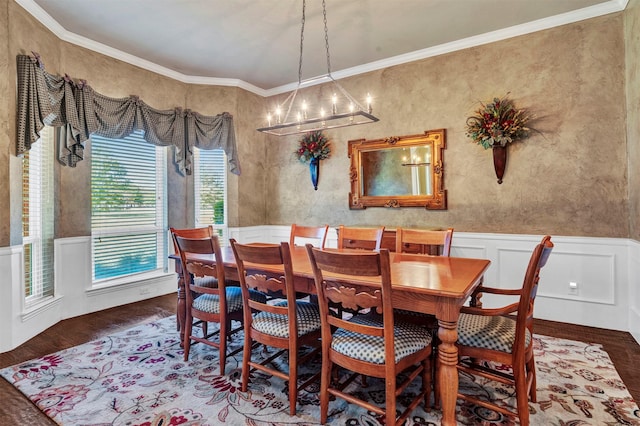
[233,89,268,227]
[0,2,634,245]
[626,0,640,240]
[265,13,629,238]
[0,0,10,246]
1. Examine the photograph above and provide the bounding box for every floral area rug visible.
[1,316,639,426]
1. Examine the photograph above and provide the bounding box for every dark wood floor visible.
[1,294,638,425]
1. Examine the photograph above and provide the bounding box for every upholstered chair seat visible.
[251,300,321,338]
[457,313,531,353]
[332,313,432,364]
[193,288,267,315]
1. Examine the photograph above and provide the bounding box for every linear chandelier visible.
[257,0,379,136]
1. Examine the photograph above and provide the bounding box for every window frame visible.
[194,147,228,244]
[90,131,168,285]
[22,126,55,307]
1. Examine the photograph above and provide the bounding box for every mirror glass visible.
[348,129,447,209]
[361,145,433,196]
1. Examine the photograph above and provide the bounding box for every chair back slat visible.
[395,227,453,256]
[172,234,227,313]
[170,226,214,253]
[337,225,385,251]
[290,224,329,248]
[310,249,383,276]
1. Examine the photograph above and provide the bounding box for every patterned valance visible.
[16,53,240,175]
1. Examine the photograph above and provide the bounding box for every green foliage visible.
[199,175,224,224]
[91,159,149,212]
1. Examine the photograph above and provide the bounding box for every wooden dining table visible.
[171,244,491,426]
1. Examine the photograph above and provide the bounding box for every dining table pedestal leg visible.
[437,319,460,426]
[174,261,186,348]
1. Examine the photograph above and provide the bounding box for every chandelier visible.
[257,0,379,136]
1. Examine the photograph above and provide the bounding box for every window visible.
[194,148,227,242]
[22,126,55,305]
[91,131,168,283]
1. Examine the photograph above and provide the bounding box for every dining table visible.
[171,244,491,426]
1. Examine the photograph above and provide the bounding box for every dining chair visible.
[393,227,454,328]
[173,233,248,374]
[395,227,454,256]
[170,226,218,331]
[229,239,322,416]
[337,225,385,250]
[306,245,434,426]
[289,223,329,248]
[451,235,553,425]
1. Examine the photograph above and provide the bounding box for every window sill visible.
[89,270,175,295]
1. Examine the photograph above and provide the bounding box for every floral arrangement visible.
[295,130,331,162]
[465,95,533,149]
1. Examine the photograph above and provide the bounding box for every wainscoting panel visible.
[629,240,640,344]
[1,229,637,352]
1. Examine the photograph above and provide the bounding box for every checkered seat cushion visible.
[332,313,432,364]
[251,301,321,338]
[457,313,531,353]
[193,276,217,288]
[193,288,266,314]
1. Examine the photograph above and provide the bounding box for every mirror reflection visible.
[361,145,432,196]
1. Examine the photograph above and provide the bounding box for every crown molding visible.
[15,0,628,98]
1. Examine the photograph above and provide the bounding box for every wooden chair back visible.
[337,225,385,250]
[173,234,226,308]
[308,246,394,337]
[395,227,453,256]
[230,240,297,324]
[516,235,554,348]
[289,224,329,248]
[170,226,215,254]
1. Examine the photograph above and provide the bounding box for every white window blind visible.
[194,148,227,243]
[22,126,55,305]
[91,131,168,282]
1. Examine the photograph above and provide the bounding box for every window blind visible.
[194,148,228,243]
[91,131,168,282]
[22,126,55,305]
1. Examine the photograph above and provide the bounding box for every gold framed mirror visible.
[348,129,447,209]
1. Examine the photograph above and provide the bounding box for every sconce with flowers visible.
[294,130,331,190]
[465,95,533,184]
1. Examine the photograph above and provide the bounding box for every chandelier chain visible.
[323,0,332,75]
[298,0,306,84]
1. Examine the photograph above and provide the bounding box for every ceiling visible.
[21,0,625,95]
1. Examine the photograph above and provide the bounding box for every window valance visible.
[16,53,240,175]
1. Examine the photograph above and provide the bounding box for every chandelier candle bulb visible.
[332,94,337,114]
[267,114,272,127]
[366,94,372,114]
